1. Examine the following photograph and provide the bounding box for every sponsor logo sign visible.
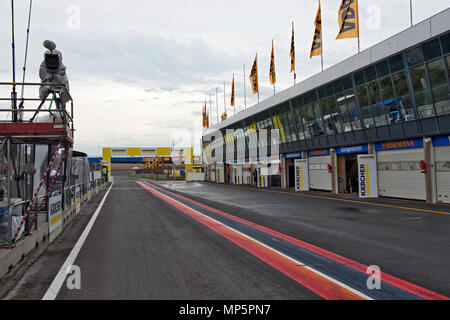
[75,185,81,214]
[375,139,423,151]
[294,159,309,192]
[432,135,450,147]
[358,155,378,198]
[48,194,62,235]
[336,144,368,154]
[307,149,330,157]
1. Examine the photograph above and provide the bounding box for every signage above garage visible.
[375,138,423,151]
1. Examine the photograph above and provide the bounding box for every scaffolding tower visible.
[0,82,74,249]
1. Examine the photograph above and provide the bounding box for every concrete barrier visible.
[0,182,108,279]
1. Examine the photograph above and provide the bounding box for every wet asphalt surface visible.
[2,173,449,299]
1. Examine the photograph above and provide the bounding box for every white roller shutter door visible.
[308,156,332,191]
[435,146,450,203]
[377,149,425,200]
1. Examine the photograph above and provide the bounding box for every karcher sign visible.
[257,165,268,188]
[233,166,243,185]
[358,155,378,198]
[294,159,309,192]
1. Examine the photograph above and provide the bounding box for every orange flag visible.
[310,3,322,58]
[269,40,276,85]
[336,0,359,40]
[249,55,259,94]
[290,22,295,73]
[231,75,235,107]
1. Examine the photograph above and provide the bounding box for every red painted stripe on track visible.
[143,181,449,301]
[137,181,365,300]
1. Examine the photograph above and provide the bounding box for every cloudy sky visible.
[0,0,449,156]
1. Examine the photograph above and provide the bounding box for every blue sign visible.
[284,152,302,159]
[336,144,368,154]
[307,149,331,157]
[375,138,423,151]
[432,135,450,147]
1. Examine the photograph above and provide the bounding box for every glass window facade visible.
[204,32,450,157]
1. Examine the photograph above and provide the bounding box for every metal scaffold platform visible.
[1,81,75,248]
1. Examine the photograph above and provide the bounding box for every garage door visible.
[435,146,450,203]
[308,156,332,191]
[377,149,425,200]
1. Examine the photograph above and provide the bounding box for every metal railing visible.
[0,178,108,247]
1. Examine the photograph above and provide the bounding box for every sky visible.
[0,0,449,156]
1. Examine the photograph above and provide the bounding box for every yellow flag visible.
[202,102,207,128]
[269,40,276,85]
[206,111,209,128]
[290,22,295,73]
[310,4,322,58]
[249,55,259,94]
[336,0,359,40]
[221,111,227,121]
[231,75,235,107]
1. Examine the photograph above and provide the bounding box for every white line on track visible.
[42,182,115,300]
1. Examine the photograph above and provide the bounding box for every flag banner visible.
[221,111,227,121]
[249,55,259,94]
[290,23,295,73]
[206,111,209,128]
[310,4,322,58]
[202,102,207,128]
[336,0,359,40]
[231,75,235,107]
[269,41,276,85]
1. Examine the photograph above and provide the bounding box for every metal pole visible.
[233,73,235,116]
[243,64,247,110]
[410,0,413,27]
[256,53,259,103]
[223,82,226,114]
[20,0,33,101]
[7,139,12,248]
[216,88,219,122]
[357,0,361,53]
[10,0,17,122]
[209,93,212,125]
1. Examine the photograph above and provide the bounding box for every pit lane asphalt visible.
[2,174,449,299]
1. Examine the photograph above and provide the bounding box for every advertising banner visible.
[257,165,268,188]
[233,166,243,185]
[358,155,378,198]
[75,185,81,214]
[216,166,224,183]
[294,159,309,192]
[48,194,62,236]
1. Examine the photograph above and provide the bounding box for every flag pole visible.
[243,64,247,110]
[357,0,361,53]
[233,73,235,116]
[256,53,259,103]
[319,0,324,71]
[223,81,226,115]
[216,87,219,123]
[410,0,413,27]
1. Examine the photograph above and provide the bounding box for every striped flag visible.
[290,22,295,73]
[249,55,259,94]
[269,40,276,85]
[221,111,227,121]
[336,0,359,40]
[310,3,322,58]
[202,101,207,128]
[231,75,235,107]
